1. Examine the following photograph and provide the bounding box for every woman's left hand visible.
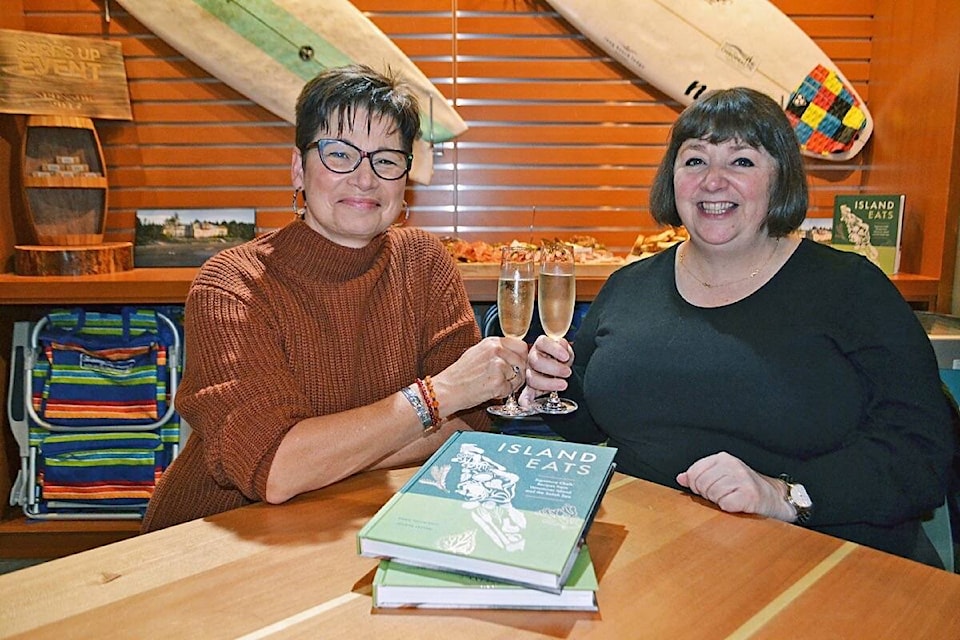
[676,451,795,521]
[518,334,574,407]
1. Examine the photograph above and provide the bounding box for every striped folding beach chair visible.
[7,307,183,520]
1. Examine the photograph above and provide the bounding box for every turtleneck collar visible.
[267,219,389,282]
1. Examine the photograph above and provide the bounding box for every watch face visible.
[790,483,813,509]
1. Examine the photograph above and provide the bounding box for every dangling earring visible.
[393,201,409,227]
[292,188,304,219]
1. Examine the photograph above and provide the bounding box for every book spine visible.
[557,461,616,585]
[894,194,905,274]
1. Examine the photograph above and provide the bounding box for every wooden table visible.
[1,469,958,639]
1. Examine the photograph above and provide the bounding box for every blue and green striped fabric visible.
[28,307,182,513]
[40,432,162,504]
[32,308,175,427]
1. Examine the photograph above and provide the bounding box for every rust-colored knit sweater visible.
[142,220,484,532]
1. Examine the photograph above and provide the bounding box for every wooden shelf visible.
[0,515,140,559]
[0,265,941,307]
[0,264,612,304]
[23,175,107,188]
[887,272,941,308]
[0,268,197,304]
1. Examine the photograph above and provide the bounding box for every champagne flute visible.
[487,245,538,418]
[533,242,579,414]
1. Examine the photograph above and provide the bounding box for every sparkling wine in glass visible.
[533,242,578,414]
[487,245,537,418]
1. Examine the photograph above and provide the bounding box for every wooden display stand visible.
[16,115,128,275]
[14,242,133,276]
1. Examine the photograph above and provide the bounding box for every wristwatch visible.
[779,474,813,524]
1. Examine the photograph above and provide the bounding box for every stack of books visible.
[357,430,617,611]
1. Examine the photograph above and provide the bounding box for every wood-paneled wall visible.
[866,0,960,292]
[10,0,876,255]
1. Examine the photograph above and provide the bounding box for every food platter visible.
[442,228,689,269]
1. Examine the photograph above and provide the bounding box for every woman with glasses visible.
[142,65,527,532]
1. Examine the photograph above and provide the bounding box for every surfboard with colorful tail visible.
[114,0,468,183]
[544,0,873,161]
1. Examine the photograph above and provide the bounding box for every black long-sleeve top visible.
[542,239,956,561]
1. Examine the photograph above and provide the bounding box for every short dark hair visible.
[295,64,421,162]
[649,87,808,237]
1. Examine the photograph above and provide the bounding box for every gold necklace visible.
[678,238,781,288]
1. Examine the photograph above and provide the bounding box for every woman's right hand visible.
[676,452,797,522]
[431,336,529,416]
[519,334,574,407]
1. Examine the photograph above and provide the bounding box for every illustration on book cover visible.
[417,439,599,558]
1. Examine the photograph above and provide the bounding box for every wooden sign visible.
[0,28,132,120]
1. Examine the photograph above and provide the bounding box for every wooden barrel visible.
[20,115,109,246]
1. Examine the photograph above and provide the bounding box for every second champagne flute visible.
[487,245,537,418]
[533,241,578,414]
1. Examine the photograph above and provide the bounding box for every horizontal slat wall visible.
[19,0,876,254]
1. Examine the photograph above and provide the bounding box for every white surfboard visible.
[115,0,469,184]
[545,0,874,161]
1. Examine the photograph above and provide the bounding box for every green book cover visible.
[831,194,905,274]
[372,544,599,610]
[357,431,617,594]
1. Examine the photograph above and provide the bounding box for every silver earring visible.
[292,188,304,219]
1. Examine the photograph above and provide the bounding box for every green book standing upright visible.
[357,431,617,594]
[831,194,905,275]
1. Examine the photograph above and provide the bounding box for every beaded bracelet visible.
[400,384,434,431]
[415,378,440,428]
[422,375,441,426]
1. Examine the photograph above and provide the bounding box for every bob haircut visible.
[649,87,808,237]
[294,64,421,163]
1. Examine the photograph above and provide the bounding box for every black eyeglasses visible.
[306,138,412,181]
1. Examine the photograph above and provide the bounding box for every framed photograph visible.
[796,217,833,244]
[135,208,256,267]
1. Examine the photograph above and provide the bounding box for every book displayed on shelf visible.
[372,544,599,611]
[357,431,617,594]
[830,194,905,275]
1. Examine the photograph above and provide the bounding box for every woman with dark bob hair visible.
[143,65,529,532]
[649,86,808,237]
[523,87,957,567]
